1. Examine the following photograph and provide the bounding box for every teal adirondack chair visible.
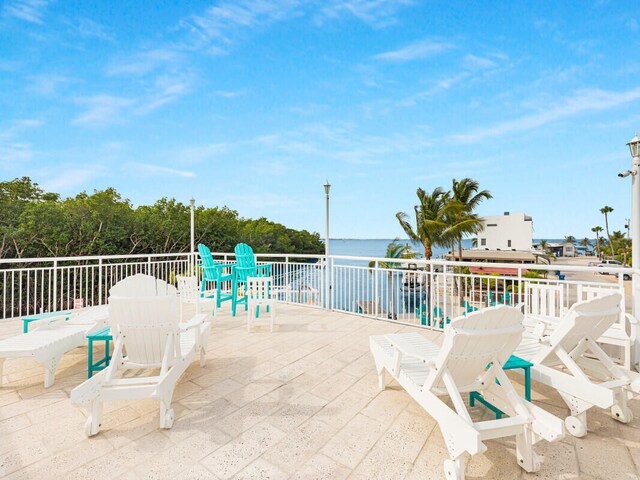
[432,306,451,328]
[463,300,478,315]
[232,243,273,316]
[500,291,512,305]
[197,244,235,309]
[487,290,497,306]
[415,304,429,326]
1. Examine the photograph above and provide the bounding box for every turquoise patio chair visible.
[415,304,429,326]
[463,300,478,315]
[432,306,451,328]
[232,243,273,316]
[500,291,512,305]
[197,244,235,309]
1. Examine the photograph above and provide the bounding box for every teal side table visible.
[469,355,532,419]
[22,310,72,333]
[87,326,112,377]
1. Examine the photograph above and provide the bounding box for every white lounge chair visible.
[176,274,216,322]
[71,274,211,436]
[247,276,275,332]
[0,306,108,388]
[370,306,564,480]
[515,293,640,438]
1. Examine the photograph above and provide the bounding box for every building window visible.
[480,238,486,246]
[487,223,497,227]
[507,240,512,248]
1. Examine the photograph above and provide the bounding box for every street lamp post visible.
[324,181,331,309]
[625,134,640,367]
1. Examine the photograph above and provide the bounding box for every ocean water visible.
[329,238,472,260]
[328,238,571,260]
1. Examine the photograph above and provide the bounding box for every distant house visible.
[476,212,533,251]
[542,242,576,258]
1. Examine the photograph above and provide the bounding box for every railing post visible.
[518,267,523,306]
[98,258,103,305]
[329,255,334,310]
[374,261,379,318]
[52,259,58,312]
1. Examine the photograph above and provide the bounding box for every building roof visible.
[445,249,539,262]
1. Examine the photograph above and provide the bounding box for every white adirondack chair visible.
[176,275,216,322]
[71,274,211,436]
[576,284,637,369]
[0,306,108,388]
[370,306,564,480]
[515,293,640,438]
[247,276,275,332]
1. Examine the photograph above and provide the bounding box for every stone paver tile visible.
[290,453,351,480]
[167,397,238,443]
[264,392,328,432]
[0,413,30,435]
[200,422,286,479]
[262,419,334,475]
[404,428,450,480]
[216,393,283,437]
[224,377,284,408]
[5,436,113,480]
[0,441,50,477]
[134,430,230,480]
[349,372,382,399]
[179,379,244,410]
[374,407,433,461]
[465,440,523,479]
[575,434,638,479]
[65,431,172,480]
[231,458,288,480]
[172,463,221,480]
[321,413,387,469]
[313,389,370,433]
[0,391,20,409]
[348,446,413,480]
[359,387,411,426]
[521,440,580,480]
[309,371,359,402]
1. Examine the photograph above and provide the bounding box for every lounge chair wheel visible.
[565,415,587,437]
[162,408,174,429]
[444,459,463,480]
[611,405,634,424]
[84,416,99,437]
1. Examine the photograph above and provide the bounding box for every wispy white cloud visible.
[461,54,497,71]
[0,119,43,166]
[173,143,229,164]
[3,0,52,24]
[136,74,192,114]
[41,167,101,192]
[107,48,182,76]
[374,39,453,62]
[28,74,75,95]
[180,0,302,49]
[318,0,414,27]
[450,87,640,144]
[72,18,114,41]
[214,90,247,98]
[126,163,195,178]
[73,95,134,126]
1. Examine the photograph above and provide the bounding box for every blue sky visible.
[1,1,640,240]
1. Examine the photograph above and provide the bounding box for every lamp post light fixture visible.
[324,181,331,309]
[625,134,640,364]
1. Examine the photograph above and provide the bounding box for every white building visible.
[476,212,533,251]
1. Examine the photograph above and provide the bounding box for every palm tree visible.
[579,237,591,247]
[368,239,414,319]
[539,239,548,251]
[564,235,576,244]
[449,178,492,261]
[600,206,614,257]
[396,187,457,261]
[591,226,603,259]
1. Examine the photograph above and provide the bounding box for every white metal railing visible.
[0,252,635,327]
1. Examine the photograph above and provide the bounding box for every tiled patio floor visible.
[0,303,639,479]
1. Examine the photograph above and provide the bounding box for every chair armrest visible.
[384,335,437,367]
[179,313,209,332]
[624,313,638,342]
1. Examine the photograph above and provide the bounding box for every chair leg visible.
[516,427,540,473]
[44,354,62,388]
[85,398,103,436]
[160,395,175,429]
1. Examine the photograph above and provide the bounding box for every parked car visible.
[597,259,631,280]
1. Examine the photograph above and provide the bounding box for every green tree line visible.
[0,177,324,259]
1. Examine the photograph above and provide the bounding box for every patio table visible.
[87,326,112,377]
[469,354,532,419]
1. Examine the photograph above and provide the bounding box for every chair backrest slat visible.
[435,306,524,390]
